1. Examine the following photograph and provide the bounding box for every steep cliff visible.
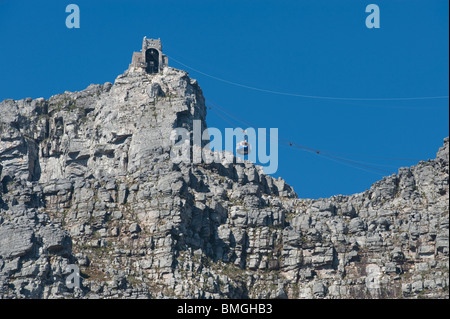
[0,66,448,299]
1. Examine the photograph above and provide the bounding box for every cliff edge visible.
[0,66,448,299]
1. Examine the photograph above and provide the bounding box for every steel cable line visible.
[304,149,387,176]
[168,54,449,102]
[208,98,422,163]
[278,140,393,173]
[210,104,392,174]
[206,99,415,175]
[169,52,428,174]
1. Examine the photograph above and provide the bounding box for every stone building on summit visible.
[129,37,168,73]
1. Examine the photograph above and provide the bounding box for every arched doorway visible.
[145,48,159,73]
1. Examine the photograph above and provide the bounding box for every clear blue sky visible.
[1,0,448,199]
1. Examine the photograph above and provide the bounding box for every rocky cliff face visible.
[0,66,448,299]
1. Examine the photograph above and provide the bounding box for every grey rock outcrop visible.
[0,65,448,299]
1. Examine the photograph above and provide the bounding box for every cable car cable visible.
[168,54,449,102]
[207,101,416,175]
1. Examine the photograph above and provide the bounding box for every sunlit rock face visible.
[0,64,448,299]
